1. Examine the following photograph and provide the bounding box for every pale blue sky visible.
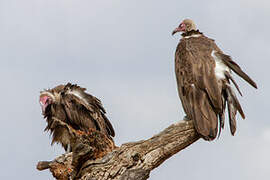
[0,0,269,179]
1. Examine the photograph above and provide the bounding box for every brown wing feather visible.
[214,52,257,89]
[61,83,115,137]
[225,84,245,135]
[190,86,218,140]
[225,71,243,96]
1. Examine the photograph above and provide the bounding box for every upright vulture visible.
[39,83,115,152]
[172,19,257,140]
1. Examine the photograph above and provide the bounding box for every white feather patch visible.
[211,50,230,80]
[67,89,89,105]
[184,34,202,39]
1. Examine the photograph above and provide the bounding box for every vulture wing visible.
[61,83,115,138]
[214,51,257,89]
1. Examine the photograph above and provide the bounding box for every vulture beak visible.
[172,27,181,36]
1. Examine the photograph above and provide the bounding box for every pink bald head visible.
[172,19,197,35]
[39,95,52,114]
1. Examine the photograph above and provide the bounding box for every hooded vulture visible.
[39,83,115,152]
[172,19,257,140]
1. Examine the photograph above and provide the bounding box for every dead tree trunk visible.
[37,119,200,180]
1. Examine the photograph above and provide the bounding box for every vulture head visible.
[172,19,197,35]
[39,85,64,115]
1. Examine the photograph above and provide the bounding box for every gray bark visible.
[37,119,200,180]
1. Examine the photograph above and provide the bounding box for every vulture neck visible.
[181,30,203,38]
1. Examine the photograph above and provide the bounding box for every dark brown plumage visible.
[39,83,115,151]
[173,19,257,140]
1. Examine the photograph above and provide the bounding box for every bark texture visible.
[37,119,200,180]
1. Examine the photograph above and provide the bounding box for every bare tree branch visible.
[37,119,200,180]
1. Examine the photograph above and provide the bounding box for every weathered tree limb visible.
[37,119,200,180]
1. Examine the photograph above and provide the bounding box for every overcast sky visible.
[0,0,269,179]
